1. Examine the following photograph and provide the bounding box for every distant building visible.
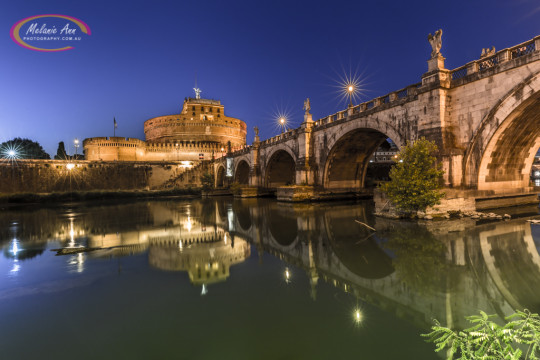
[533,164,540,187]
[369,141,399,163]
[83,94,247,163]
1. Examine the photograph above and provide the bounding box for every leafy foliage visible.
[200,173,214,192]
[380,137,444,214]
[0,138,50,159]
[423,310,540,359]
[54,141,68,160]
[229,182,242,195]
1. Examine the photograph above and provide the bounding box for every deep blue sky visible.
[1,0,539,156]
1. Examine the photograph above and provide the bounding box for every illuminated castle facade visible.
[83,93,247,162]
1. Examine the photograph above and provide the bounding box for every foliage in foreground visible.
[423,310,540,359]
[0,138,50,159]
[380,137,444,214]
[200,173,214,192]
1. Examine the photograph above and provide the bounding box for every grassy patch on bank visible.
[0,188,201,204]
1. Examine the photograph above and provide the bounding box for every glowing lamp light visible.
[353,308,363,324]
[280,117,285,125]
[8,150,16,157]
[348,85,354,92]
[66,163,75,170]
[285,267,291,284]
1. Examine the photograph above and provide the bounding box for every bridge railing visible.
[450,36,539,81]
[259,128,299,146]
[313,83,421,128]
[230,145,252,156]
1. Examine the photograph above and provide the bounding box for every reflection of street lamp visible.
[74,138,79,156]
[353,308,362,325]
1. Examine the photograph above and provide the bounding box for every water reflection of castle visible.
[83,202,251,290]
[3,199,540,329]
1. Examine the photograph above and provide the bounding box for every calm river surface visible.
[0,198,539,359]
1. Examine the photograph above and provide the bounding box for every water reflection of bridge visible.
[212,199,540,329]
[2,199,540,328]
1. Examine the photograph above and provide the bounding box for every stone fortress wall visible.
[0,160,187,193]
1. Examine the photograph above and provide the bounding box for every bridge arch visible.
[234,160,250,185]
[264,146,297,187]
[464,70,540,190]
[322,120,405,189]
[215,165,225,188]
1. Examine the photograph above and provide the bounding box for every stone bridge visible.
[215,35,540,195]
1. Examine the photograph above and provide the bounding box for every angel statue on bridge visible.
[303,98,311,114]
[428,29,443,58]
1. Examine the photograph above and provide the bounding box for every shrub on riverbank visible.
[381,138,444,215]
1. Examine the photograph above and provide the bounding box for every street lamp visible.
[347,85,354,107]
[74,138,79,156]
[279,116,286,133]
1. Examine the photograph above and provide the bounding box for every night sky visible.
[1,0,539,156]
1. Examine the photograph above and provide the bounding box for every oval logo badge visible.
[10,14,91,52]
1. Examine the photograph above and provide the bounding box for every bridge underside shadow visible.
[324,129,391,190]
[266,150,296,188]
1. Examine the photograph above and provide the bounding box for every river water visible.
[0,198,539,359]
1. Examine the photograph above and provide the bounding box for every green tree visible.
[0,138,50,159]
[54,141,68,160]
[423,310,540,359]
[200,173,214,192]
[381,137,444,215]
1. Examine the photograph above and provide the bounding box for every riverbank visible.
[0,188,201,204]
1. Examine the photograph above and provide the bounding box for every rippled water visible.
[0,198,539,359]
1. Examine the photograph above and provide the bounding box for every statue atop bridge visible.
[481,46,496,58]
[427,29,443,58]
[303,98,311,114]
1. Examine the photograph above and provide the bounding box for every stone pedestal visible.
[427,55,446,72]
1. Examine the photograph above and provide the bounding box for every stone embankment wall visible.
[163,161,213,189]
[0,160,189,194]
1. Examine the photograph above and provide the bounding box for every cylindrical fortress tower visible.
[144,98,246,149]
[83,95,247,162]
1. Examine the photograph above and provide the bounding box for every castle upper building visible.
[83,92,247,162]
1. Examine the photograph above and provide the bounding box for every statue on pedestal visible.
[480,46,496,58]
[303,98,311,114]
[427,29,443,58]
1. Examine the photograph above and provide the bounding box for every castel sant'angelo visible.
[83,89,247,163]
